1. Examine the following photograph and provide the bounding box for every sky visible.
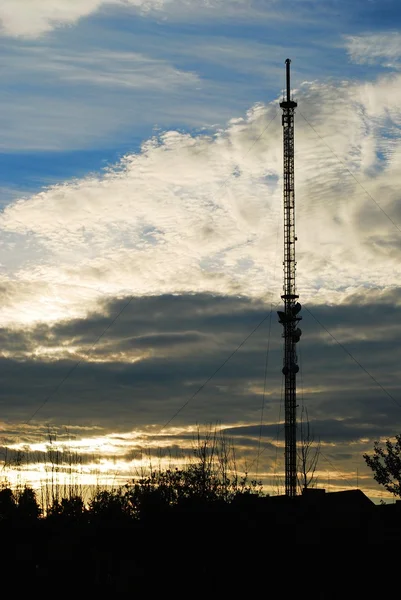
[1,0,401,502]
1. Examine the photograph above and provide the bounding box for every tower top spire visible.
[280,58,297,109]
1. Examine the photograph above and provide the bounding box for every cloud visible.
[0,0,345,40]
[0,42,209,151]
[344,32,401,68]
[0,291,399,430]
[0,0,273,39]
[0,0,164,39]
[0,2,353,152]
[12,46,200,90]
[3,1,401,502]
[0,291,399,498]
[226,418,395,444]
[0,292,282,487]
[1,71,401,326]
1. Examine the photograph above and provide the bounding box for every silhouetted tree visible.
[88,489,131,521]
[0,487,16,521]
[364,435,401,497]
[126,469,182,518]
[124,426,263,517]
[48,495,86,521]
[17,486,42,520]
[184,425,263,502]
[298,407,321,491]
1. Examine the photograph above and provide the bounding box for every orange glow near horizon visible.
[0,422,394,505]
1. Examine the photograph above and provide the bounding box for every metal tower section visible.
[278,59,302,497]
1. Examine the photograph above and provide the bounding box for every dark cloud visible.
[0,290,400,498]
[0,294,279,428]
[225,418,395,444]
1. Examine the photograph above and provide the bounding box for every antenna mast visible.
[278,59,302,497]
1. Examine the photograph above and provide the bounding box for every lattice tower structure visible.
[277,59,302,497]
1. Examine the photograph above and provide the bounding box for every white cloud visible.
[0,0,268,39]
[3,45,200,91]
[345,32,401,68]
[0,0,164,38]
[1,72,401,326]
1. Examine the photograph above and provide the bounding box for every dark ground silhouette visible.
[0,484,399,594]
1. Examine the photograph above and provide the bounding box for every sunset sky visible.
[1,0,401,501]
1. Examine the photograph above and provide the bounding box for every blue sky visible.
[2,0,399,194]
[1,0,401,501]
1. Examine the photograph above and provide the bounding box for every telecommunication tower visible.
[277,59,302,497]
